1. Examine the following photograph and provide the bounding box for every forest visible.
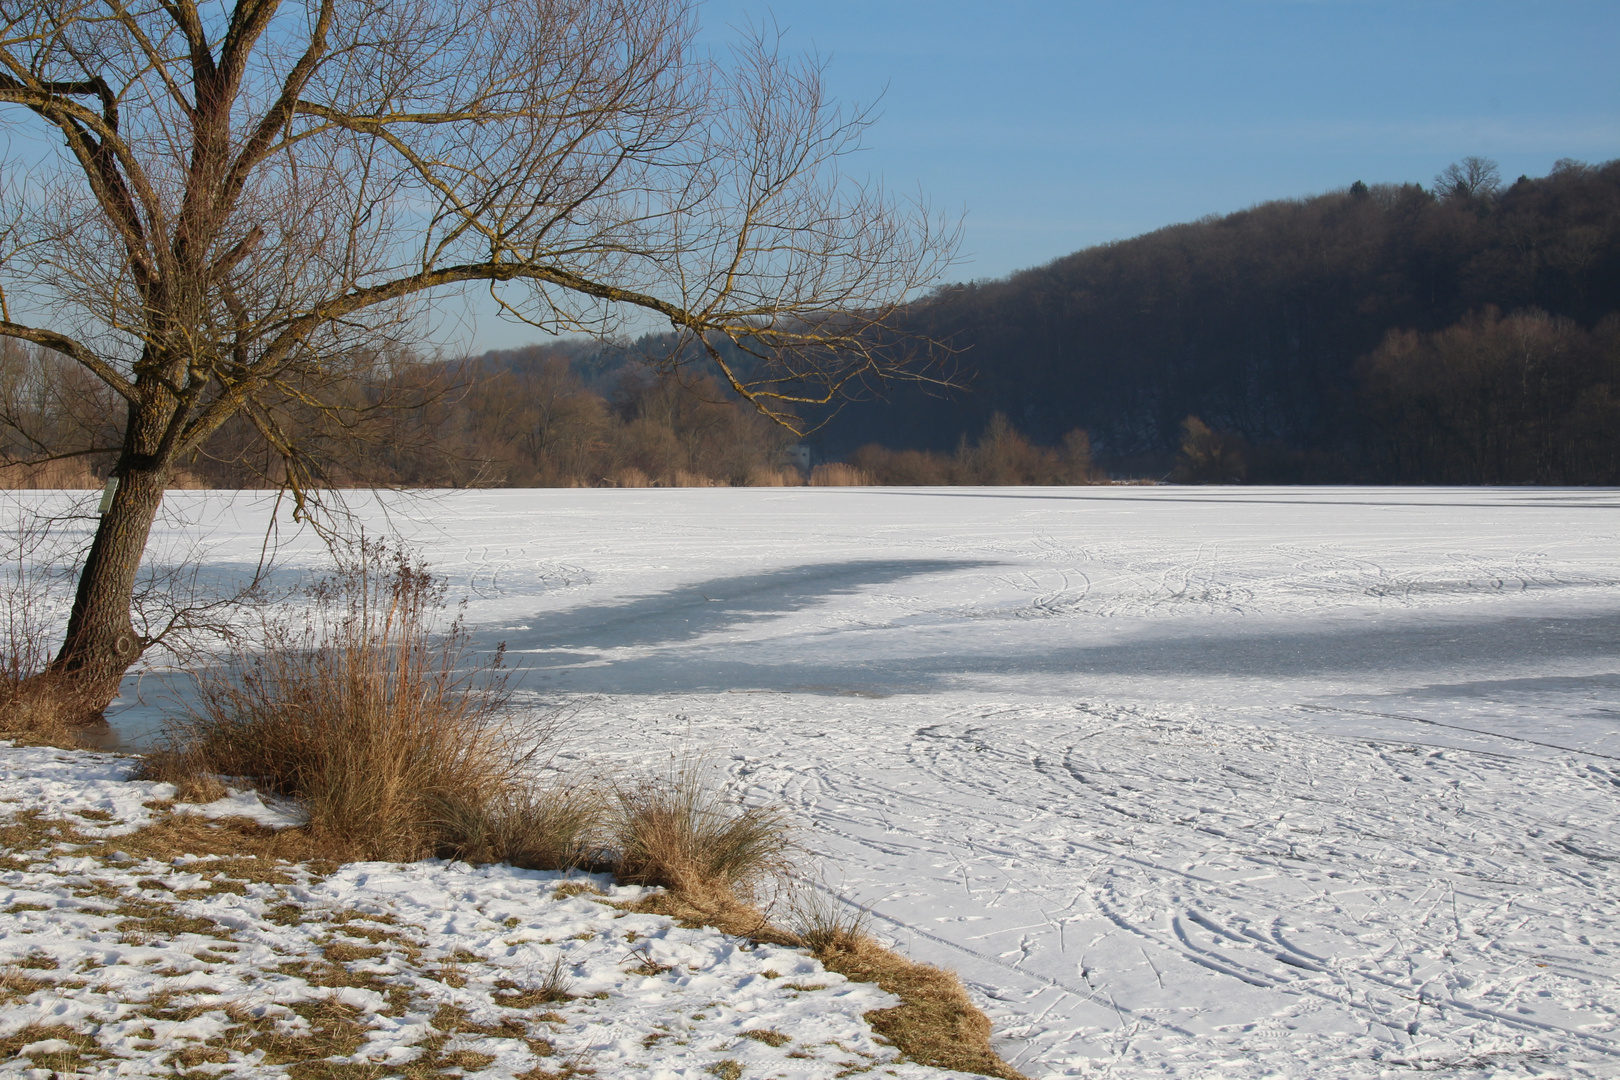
[4,157,1617,488]
[823,155,1620,484]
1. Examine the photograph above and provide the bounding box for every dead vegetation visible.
[610,789,1022,1077]
[139,541,592,865]
[0,503,96,746]
[612,757,796,907]
[4,540,1021,1077]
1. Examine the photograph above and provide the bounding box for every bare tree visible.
[1434,156,1502,202]
[0,0,957,716]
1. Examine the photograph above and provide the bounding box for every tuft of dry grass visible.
[552,879,604,900]
[811,932,1024,1080]
[808,462,872,487]
[433,783,609,871]
[493,955,575,1007]
[784,884,871,954]
[139,540,574,863]
[741,1028,791,1047]
[611,758,795,907]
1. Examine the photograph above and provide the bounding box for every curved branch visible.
[0,320,137,402]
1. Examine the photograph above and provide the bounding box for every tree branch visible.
[0,321,137,403]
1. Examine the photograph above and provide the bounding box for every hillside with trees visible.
[5,158,1617,491]
[823,157,1620,483]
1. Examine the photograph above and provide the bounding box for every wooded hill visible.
[821,157,1620,484]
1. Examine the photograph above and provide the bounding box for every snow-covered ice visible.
[26,485,1620,1076]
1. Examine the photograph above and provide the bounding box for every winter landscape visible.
[0,0,1614,1075]
[12,483,1600,1078]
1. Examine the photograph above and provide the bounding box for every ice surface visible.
[78,486,1620,1075]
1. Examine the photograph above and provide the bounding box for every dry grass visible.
[808,462,873,487]
[3,795,1023,1079]
[0,494,124,742]
[73,810,329,873]
[604,767,1022,1077]
[492,956,574,1007]
[0,458,100,489]
[433,783,608,871]
[0,1022,105,1071]
[0,674,101,747]
[787,887,1025,1077]
[741,1028,791,1047]
[611,758,795,907]
[627,886,1023,1077]
[784,885,872,954]
[813,931,1022,1079]
[744,467,805,487]
[139,540,575,863]
[0,507,95,744]
[606,467,652,487]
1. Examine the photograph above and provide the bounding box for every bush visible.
[1173,416,1247,484]
[434,784,607,870]
[783,882,870,953]
[848,415,1104,486]
[142,540,583,863]
[612,757,796,906]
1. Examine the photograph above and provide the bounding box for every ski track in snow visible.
[29,484,1620,1078]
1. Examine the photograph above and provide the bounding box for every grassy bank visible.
[2,544,1024,1079]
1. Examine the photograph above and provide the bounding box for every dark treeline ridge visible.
[824,157,1620,484]
[4,157,1617,490]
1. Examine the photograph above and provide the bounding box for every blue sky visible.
[466,0,1620,349]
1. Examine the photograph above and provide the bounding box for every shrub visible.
[612,757,795,906]
[142,540,572,862]
[434,784,608,871]
[1173,416,1248,484]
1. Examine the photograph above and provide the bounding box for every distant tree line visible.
[7,157,1616,489]
[846,413,1101,485]
[2,333,1103,490]
[0,339,813,489]
[821,157,1620,484]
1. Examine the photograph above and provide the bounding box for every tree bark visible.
[43,401,173,720]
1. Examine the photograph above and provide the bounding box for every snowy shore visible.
[14,484,1620,1077]
[0,742,971,1078]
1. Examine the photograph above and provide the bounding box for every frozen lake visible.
[108,486,1620,1076]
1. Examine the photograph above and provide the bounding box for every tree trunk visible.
[46,455,170,721]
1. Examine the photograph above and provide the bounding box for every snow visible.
[15,484,1620,1077]
[0,745,952,1078]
